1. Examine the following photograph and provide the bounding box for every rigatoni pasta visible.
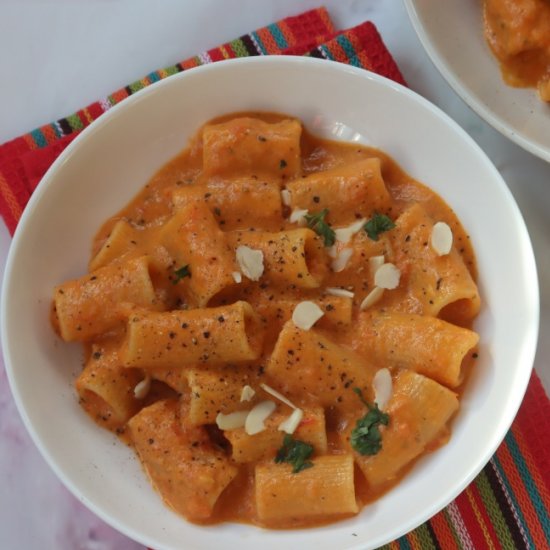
[51,113,481,529]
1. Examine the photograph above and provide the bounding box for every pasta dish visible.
[484,0,550,101]
[51,113,480,528]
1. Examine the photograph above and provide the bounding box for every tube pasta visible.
[227,228,328,289]
[266,320,377,413]
[89,219,140,271]
[352,370,459,487]
[202,117,301,180]
[76,342,142,430]
[128,399,238,522]
[349,311,479,387]
[287,158,392,224]
[225,407,327,463]
[171,179,282,231]
[53,255,158,342]
[184,364,262,425]
[255,454,358,526]
[386,203,480,322]
[161,202,237,307]
[123,301,263,368]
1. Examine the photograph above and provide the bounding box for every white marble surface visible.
[0,1,548,548]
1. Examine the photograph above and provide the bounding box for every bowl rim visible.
[0,54,540,549]
[403,0,550,163]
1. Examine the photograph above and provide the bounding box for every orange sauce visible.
[484,0,550,100]
[72,112,479,528]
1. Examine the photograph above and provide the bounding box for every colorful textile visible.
[0,7,547,549]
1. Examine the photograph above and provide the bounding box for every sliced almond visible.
[278,408,304,434]
[431,221,453,256]
[331,248,353,272]
[216,410,249,431]
[281,189,292,207]
[325,287,355,298]
[360,287,384,310]
[334,219,366,245]
[240,385,256,402]
[327,244,339,259]
[245,400,276,435]
[374,263,401,289]
[236,245,264,281]
[232,271,242,284]
[292,300,324,330]
[369,255,385,275]
[134,375,151,400]
[289,207,309,226]
[373,368,393,410]
[260,383,297,409]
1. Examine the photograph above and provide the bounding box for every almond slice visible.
[281,189,292,207]
[216,410,249,431]
[334,218,366,245]
[325,287,355,298]
[245,400,276,435]
[289,207,309,226]
[278,408,304,434]
[374,263,401,289]
[292,300,324,330]
[373,368,393,410]
[240,385,256,402]
[331,248,353,272]
[360,287,384,310]
[369,255,385,275]
[327,244,339,259]
[133,375,151,400]
[431,221,453,256]
[260,383,297,409]
[236,245,264,281]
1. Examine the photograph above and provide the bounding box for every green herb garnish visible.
[275,434,314,473]
[363,213,395,241]
[279,159,288,169]
[304,208,336,247]
[350,387,389,456]
[172,264,191,284]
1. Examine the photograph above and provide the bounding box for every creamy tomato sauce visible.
[484,0,550,100]
[58,112,480,528]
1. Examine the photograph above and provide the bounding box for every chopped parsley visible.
[275,434,314,473]
[364,213,395,241]
[172,264,191,284]
[279,159,288,169]
[350,387,389,456]
[304,208,336,247]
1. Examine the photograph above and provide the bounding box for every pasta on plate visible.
[51,113,480,528]
[483,0,550,101]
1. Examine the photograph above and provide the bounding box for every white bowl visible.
[404,0,550,162]
[1,56,539,550]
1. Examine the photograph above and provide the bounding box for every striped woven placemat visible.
[0,7,548,549]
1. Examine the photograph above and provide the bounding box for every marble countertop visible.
[0,1,548,548]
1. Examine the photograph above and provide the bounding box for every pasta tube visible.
[161,202,237,307]
[53,255,158,342]
[123,301,263,368]
[353,370,459,487]
[202,117,301,181]
[227,228,328,289]
[128,399,238,522]
[349,311,479,387]
[255,454,358,526]
[287,158,392,224]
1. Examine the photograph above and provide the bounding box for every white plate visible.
[405,0,550,162]
[1,56,539,550]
